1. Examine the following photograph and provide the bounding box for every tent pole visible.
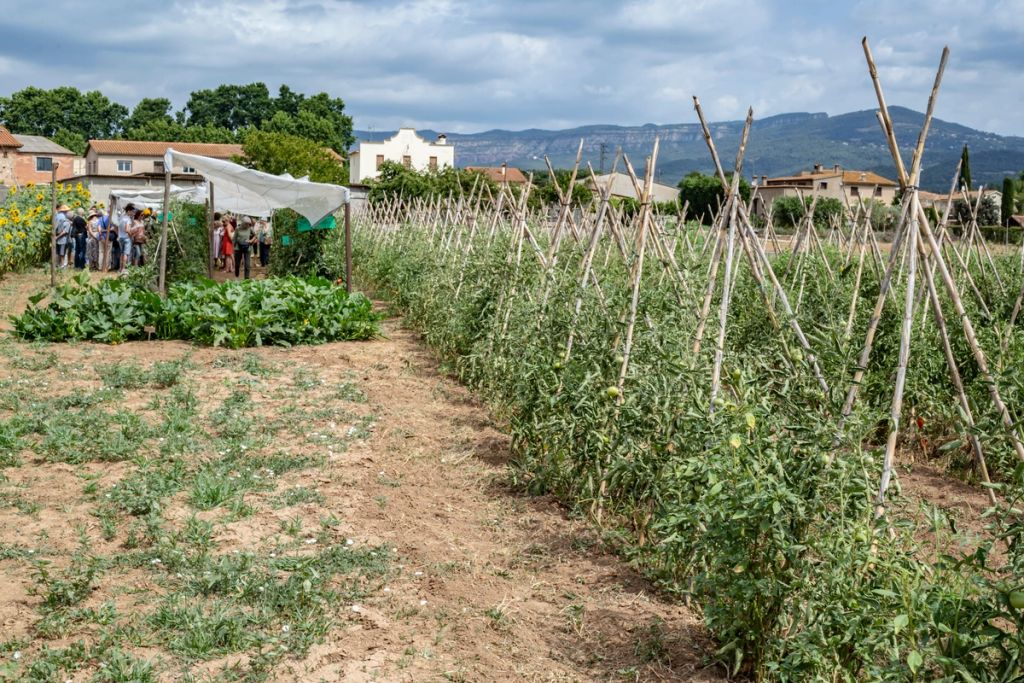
[158,170,171,295]
[344,202,352,294]
[50,162,59,287]
[207,181,215,279]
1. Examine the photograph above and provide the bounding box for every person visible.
[129,209,148,267]
[116,204,134,273]
[255,217,272,268]
[71,207,88,270]
[54,203,73,269]
[86,207,101,270]
[96,210,113,272]
[212,212,223,269]
[233,215,257,279]
[221,216,235,275]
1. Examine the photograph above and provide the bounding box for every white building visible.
[349,128,454,184]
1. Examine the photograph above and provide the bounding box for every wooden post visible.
[206,181,215,279]
[344,201,352,294]
[49,162,59,286]
[158,170,171,295]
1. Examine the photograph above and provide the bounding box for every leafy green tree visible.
[367,162,497,203]
[959,144,972,191]
[240,130,346,184]
[1002,177,1017,226]
[535,169,594,206]
[677,171,750,225]
[771,196,844,229]
[52,129,87,156]
[0,86,127,139]
[123,97,175,134]
[184,83,275,131]
[953,194,1000,226]
[127,119,239,144]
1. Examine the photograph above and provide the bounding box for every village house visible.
[918,188,1003,219]
[580,172,681,203]
[753,164,898,217]
[465,164,528,185]
[0,126,83,190]
[348,128,453,185]
[67,140,244,202]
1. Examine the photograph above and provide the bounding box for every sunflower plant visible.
[0,181,92,278]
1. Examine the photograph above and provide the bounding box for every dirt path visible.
[278,321,720,682]
[0,269,722,682]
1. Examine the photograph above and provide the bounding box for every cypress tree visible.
[1003,177,1016,226]
[959,145,972,191]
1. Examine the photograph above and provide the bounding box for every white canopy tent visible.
[154,149,352,293]
[163,149,348,227]
[110,185,207,212]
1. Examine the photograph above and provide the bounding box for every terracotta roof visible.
[0,126,23,148]
[765,168,896,187]
[86,140,243,158]
[466,166,528,184]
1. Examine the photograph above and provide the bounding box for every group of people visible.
[54,203,154,272]
[212,213,272,279]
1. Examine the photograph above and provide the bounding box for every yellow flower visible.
[3,232,10,241]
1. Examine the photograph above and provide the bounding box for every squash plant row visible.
[345,200,1024,681]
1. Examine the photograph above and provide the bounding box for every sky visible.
[0,0,1021,136]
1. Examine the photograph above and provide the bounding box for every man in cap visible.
[54,203,73,269]
[115,203,134,272]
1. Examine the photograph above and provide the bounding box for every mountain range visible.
[355,107,1024,193]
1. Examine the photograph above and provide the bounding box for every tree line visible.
[0,83,353,157]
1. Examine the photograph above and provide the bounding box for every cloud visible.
[0,0,1019,136]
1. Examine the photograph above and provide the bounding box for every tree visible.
[123,97,175,134]
[127,119,239,144]
[771,196,845,229]
[367,162,497,203]
[677,171,750,224]
[959,144,972,191]
[1002,177,1017,226]
[953,195,1000,227]
[0,86,127,139]
[52,129,87,156]
[534,169,594,206]
[184,83,275,131]
[240,130,346,184]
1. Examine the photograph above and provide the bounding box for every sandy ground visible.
[0,268,723,682]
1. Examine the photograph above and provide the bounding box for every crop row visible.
[343,204,1024,680]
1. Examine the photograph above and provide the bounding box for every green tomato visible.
[1010,591,1024,610]
[614,355,625,365]
[605,386,621,399]
[731,368,741,383]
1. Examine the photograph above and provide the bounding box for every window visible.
[402,155,412,168]
[87,161,97,174]
[429,156,437,171]
[116,159,133,173]
[154,161,165,173]
[874,187,883,197]
[35,157,53,172]
[182,166,196,174]
[818,181,828,190]
[850,186,860,197]
[375,154,384,170]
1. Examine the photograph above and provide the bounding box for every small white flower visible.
[282,624,290,633]
[12,651,22,660]
[383,587,391,593]
[345,539,354,546]
[419,599,428,606]
[150,558,161,565]
[305,538,316,545]
[351,605,362,613]
[269,553,276,558]
[414,571,423,576]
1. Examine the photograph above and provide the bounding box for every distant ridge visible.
[355,108,1024,192]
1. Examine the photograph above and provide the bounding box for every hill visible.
[355,107,1024,192]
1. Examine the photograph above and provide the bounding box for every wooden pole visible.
[157,170,171,294]
[50,162,59,286]
[345,201,353,294]
[207,182,215,279]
